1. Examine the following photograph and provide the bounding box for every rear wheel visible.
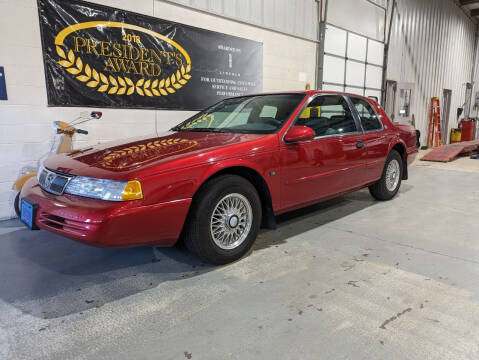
[183,175,262,265]
[369,150,403,201]
[14,192,21,218]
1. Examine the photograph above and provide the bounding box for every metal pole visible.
[465,23,479,119]
[316,0,328,90]
[381,0,396,107]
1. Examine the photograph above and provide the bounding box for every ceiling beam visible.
[471,8,479,16]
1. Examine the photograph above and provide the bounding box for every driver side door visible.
[279,94,368,212]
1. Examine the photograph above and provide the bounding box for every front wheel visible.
[369,150,403,201]
[183,175,262,265]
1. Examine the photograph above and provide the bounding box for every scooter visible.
[12,111,102,216]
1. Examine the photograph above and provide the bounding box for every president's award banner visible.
[38,0,263,109]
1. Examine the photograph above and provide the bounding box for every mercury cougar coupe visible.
[19,91,418,264]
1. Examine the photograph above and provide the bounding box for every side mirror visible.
[284,125,316,143]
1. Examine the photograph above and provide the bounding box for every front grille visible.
[38,167,72,195]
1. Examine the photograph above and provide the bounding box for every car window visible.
[351,97,382,131]
[296,95,358,137]
[174,94,305,134]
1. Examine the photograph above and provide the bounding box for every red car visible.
[19,91,418,264]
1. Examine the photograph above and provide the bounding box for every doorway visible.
[385,80,397,121]
[395,82,415,124]
[385,81,415,124]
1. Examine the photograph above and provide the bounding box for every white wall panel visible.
[386,0,476,144]
[323,55,345,84]
[347,33,367,61]
[324,25,347,56]
[345,87,363,96]
[327,0,386,41]
[367,39,384,65]
[322,84,344,92]
[365,65,382,89]
[346,61,365,87]
[166,0,319,41]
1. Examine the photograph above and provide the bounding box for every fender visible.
[189,153,280,229]
[12,172,37,191]
[138,149,280,207]
[387,136,409,180]
[387,135,407,153]
[195,151,280,208]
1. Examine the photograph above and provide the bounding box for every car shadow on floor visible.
[253,188,380,250]
[0,226,211,319]
[0,187,410,319]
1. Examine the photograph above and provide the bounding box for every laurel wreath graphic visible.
[56,45,192,96]
[101,138,198,168]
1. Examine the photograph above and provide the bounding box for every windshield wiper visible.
[176,128,229,133]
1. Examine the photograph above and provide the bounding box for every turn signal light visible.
[121,180,143,201]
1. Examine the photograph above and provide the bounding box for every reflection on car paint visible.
[101,138,198,169]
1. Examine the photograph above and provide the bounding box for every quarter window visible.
[351,98,382,131]
[296,95,358,137]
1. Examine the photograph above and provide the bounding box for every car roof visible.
[226,90,376,104]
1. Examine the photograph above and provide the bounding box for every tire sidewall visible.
[194,176,262,263]
[14,192,21,218]
[381,150,403,197]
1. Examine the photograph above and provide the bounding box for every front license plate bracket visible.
[20,197,39,230]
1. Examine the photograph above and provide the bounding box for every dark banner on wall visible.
[37,0,263,110]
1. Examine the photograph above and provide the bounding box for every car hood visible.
[43,131,277,180]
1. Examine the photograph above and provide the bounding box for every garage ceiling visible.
[459,0,479,17]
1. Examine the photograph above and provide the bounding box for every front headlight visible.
[65,176,143,201]
[37,165,45,182]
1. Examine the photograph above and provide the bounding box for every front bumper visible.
[20,178,191,247]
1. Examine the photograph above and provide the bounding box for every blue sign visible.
[20,199,37,229]
[0,67,7,100]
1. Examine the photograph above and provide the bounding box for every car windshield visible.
[172,94,305,134]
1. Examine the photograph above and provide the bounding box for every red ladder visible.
[427,97,442,148]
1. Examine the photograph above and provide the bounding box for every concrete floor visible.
[1,163,479,359]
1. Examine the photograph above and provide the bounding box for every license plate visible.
[20,198,39,230]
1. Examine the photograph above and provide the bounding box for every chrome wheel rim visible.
[210,193,253,250]
[385,159,400,192]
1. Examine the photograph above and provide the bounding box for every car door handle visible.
[356,140,366,148]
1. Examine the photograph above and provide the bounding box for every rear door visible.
[280,94,368,211]
[349,96,389,183]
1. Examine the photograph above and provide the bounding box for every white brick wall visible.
[0,0,317,220]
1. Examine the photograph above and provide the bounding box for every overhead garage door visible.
[321,0,386,102]
[322,24,384,102]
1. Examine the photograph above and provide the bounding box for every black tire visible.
[183,175,262,265]
[369,150,403,201]
[14,192,21,218]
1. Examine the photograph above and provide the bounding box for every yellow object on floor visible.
[450,128,461,143]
